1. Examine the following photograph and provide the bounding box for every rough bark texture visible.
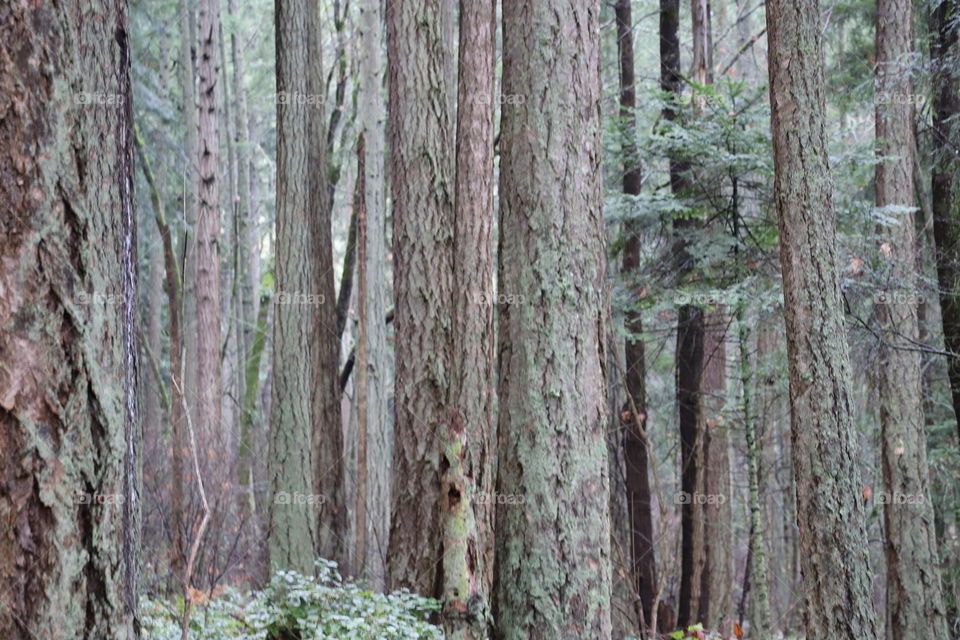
[307,0,346,569]
[0,0,140,636]
[195,0,223,488]
[268,0,317,574]
[931,2,960,444]
[615,0,656,631]
[492,0,611,638]
[765,1,879,638]
[386,0,455,596]
[442,0,496,636]
[700,311,731,633]
[357,0,391,591]
[875,1,949,637]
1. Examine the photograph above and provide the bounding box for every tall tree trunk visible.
[357,0,391,591]
[269,0,317,574]
[386,0,456,596]
[615,0,657,631]
[737,305,771,638]
[442,0,496,636]
[179,0,200,441]
[0,0,140,635]
[700,311,731,633]
[875,1,949,636]
[931,1,960,444]
[493,0,611,638]
[307,0,346,568]
[196,0,223,493]
[765,1,879,637]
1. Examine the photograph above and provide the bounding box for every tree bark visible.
[0,0,140,635]
[765,1,879,637]
[195,0,223,491]
[442,0,496,636]
[386,0,456,596]
[931,2,960,444]
[307,0,347,569]
[615,0,657,632]
[357,0,392,591]
[875,1,949,637]
[493,0,611,638]
[269,0,317,574]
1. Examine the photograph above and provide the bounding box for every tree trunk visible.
[0,0,140,635]
[765,1,879,637]
[196,0,223,493]
[875,1,949,636]
[493,0,611,638]
[737,305,771,638]
[442,0,496,636]
[357,0,391,591]
[615,0,657,631]
[931,2,960,444]
[386,0,456,596]
[269,0,317,574]
[307,0,346,569]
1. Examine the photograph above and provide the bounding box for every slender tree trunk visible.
[196,0,223,492]
[931,1,960,444]
[386,0,456,596]
[442,0,496,636]
[615,0,657,631]
[700,311,731,634]
[269,0,317,574]
[737,305,771,638]
[875,1,949,637]
[306,0,346,569]
[179,0,200,439]
[765,1,879,637]
[357,0,391,591]
[493,0,611,638]
[0,0,140,635]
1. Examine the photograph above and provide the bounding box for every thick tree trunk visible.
[875,1,949,637]
[269,0,317,574]
[615,0,657,631]
[765,1,879,637]
[493,0,611,638]
[357,0,391,591]
[0,0,140,636]
[386,0,456,596]
[442,0,496,636]
[307,0,346,569]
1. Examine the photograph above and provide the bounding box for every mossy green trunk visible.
[493,0,611,637]
[0,0,140,636]
[765,1,879,637]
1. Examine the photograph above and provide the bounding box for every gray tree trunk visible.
[493,0,612,637]
[765,1,879,637]
[875,1,949,637]
[386,0,456,596]
[0,0,140,635]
